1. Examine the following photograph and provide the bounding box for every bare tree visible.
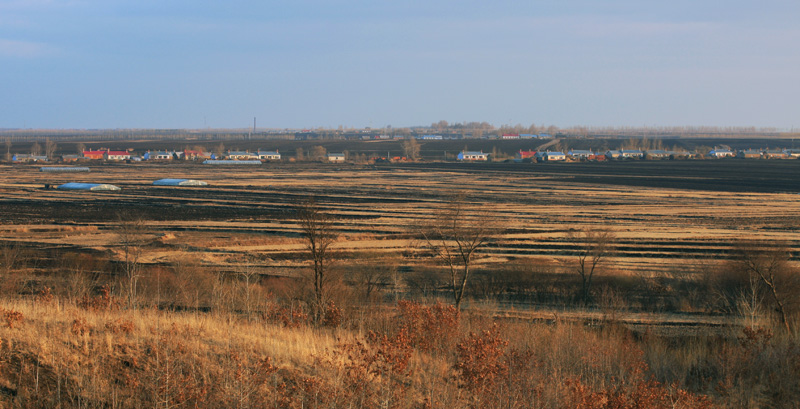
[349,254,398,303]
[309,145,327,161]
[733,240,800,332]
[237,259,261,317]
[0,241,22,276]
[30,141,41,156]
[214,142,225,158]
[76,142,86,155]
[4,138,10,162]
[45,138,57,160]
[567,228,616,303]
[117,215,148,309]
[414,194,499,309]
[295,147,305,161]
[402,137,420,161]
[297,198,338,322]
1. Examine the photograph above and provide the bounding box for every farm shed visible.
[57,183,121,191]
[762,149,789,159]
[153,179,208,186]
[737,149,762,159]
[83,150,106,160]
[40,167,90,173]
[644,150,672,159]
[60,154,82,162]
[202,160,261,165]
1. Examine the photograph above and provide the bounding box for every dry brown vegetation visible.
[0,161,799,407]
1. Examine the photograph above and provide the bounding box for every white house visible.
[257,151,281,160]
[144,151,175,160]
[327,153,346,163]
[708,147,734,158]
[568,150,595,159]
[104,150,131,161]
[536,151,566,162]
[227,151,259,160]
[619,149,644,159]
[457,151,488,161]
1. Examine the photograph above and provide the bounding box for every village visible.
[9,144,800,164]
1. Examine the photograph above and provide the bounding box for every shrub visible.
[0,308,23,328]
[396,300,460,352]
[77,285,119,312]
[454,323,508,395]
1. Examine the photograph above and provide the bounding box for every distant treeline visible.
[1,124,797,143]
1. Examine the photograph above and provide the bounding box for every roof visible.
[40,167,90,173]
[105,151,129,156]
[14,154,48,160]
[57,183,120,191]
[153,178,208,186]
[202,160,261,165]
[327,153,346,157]
[257,151,280,155]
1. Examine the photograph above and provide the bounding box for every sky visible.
[1,0,799,130]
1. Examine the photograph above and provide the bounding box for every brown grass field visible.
[0,160,799,407]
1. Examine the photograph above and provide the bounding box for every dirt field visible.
[1,160,798,281]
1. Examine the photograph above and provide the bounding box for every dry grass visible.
[1,293,796,408]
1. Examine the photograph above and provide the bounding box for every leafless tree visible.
[30,141,41,156]
[45,138,57,160]
[117,215,148,309]
[4,138,11,162]
[309,145,327,161]
[76,142,86,155]
[402,137,420,161]
[0,241,22,276]
[297,198,338,322]
[733,240,800,332]
[295,147,305,161]
[214,142,225,157]
[414,194,500,309]
[237,259,261,317]
[349,254,398,303]
[567,228,616,303]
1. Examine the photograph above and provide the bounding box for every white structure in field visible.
[153,179,209,186]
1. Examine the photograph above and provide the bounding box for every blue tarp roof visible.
[57,183,120,191]
[40,167,90,172]
[203,160,261,165]
[153,179,208,186]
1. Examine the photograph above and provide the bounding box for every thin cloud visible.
[0,38,52,58]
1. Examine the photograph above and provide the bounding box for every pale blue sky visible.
[1,1,798,129]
